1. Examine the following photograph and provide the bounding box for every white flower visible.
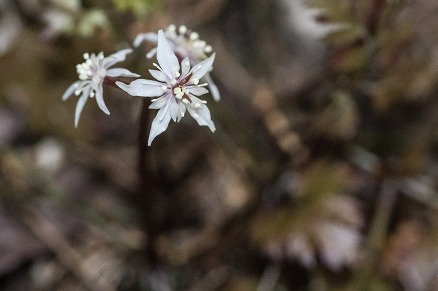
[116,30,216,146]
[133,24,221,102]
[62,49,139,127]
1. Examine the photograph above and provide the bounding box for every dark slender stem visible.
[138,99,160,267]
[353,178,399,288]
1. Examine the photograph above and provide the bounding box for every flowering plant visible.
[134,24,220,101]
[117,30,216,145]
[62,27,219,145]
[62,49,139,127]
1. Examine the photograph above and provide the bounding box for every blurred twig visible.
[353,178,400,288]
[22,207,117,291]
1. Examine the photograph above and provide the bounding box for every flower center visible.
[171,72,198,103]
[75,53,105,83]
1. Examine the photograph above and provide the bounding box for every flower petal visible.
[74,93,89,128]
[149,69,167,82]
[104,48,133,67]
[75,82,91,93]
[177,101,186,122]
[186,96,216,132]
[181,57,191,78]
[149,94,169,109]
[133,32,158,47]
[116,79,166,97]
[204,73,221,101]
[169,98,182,122]
[191,53,215,80]
[155,96,171,122]
[148,105,172,146]
[157,30,180,79]
[146,48,157,59]
[106,68,140,78]
[95,84,110,115]
[188,87,209,96]
[62,81,80,100]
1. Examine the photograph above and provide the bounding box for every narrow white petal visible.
[178,101,186,121]
[133,32,158,47]
[116,79,166,97]
[149,69,167,82]
[104,48,133,67]
[191,53,215,80]
[180,57,191,77]
[188,87,209,96]
[186,96,216,132]
[74,93,89,128]
[148,107,172,146]
[76,83,91,95]
[95,85,110,115]
[204,73,221,101]
[62,81,81,100]
[155,96,171,122]
[157,30,180,79]
[106,68,140,77]
[149,95,169,109]
[146,48,157,59]
[169,98,182,122]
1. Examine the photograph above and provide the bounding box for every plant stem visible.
[138,99,159,267]
[353,178,399,288]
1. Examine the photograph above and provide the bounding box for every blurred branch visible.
[22,207,117,291]
[353,178,400,288]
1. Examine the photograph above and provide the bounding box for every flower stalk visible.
[138,99,160,267]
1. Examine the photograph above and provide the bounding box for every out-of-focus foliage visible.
[252,161,362,270]
[1,0,438,290]
[111,0,162,17]
[42,0,110,39]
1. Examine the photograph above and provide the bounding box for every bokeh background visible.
[1,0,438,290]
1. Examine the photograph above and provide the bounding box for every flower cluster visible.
[133,24,220,102]
[62,49,139,127]
[62,26,219,145]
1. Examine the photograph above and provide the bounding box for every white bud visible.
[179,25,187,34]
[190,32,199,40]
[204,45,213,53]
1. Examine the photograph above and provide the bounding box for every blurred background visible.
[1,0,438,290]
